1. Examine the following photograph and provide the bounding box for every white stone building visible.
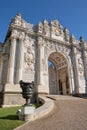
[0,13,87,106]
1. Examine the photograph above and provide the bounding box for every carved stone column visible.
[7,37,16,83]
[36,37,43,86]
[70,36,80,94]
[17,38,24,82]
[36,37,46,94]
[72,47,80,94]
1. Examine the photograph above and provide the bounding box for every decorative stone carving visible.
[46,41,54,50]
[50,20,63,36]
[43,19,50,36]
[79,36,87,49]
[78,58,84,75]
[11,13,27,29]
[37,22,43,33]
[12,13,22,26]
[21,19,26,28]
[63,28,69,42]
[24,46,35,71]
[24,35,29,48]
[37,37,44,48]
[70,34,76,43]
[19,31,25,40]
[11,29,18,38]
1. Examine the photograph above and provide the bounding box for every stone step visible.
[46,95,83,100]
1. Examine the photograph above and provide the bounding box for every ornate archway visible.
[48,52,70,95]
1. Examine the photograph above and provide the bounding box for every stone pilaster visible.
[7,38,16,83]
[72,47,80,94]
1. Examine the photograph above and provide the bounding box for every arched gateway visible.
[48,52,70,95]
[0,13,87,106]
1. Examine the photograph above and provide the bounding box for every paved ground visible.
[17,96,87,130]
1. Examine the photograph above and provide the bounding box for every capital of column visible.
[10,36,17,44]
[19,31,25,41]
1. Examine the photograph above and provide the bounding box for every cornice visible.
[9,24,87,51]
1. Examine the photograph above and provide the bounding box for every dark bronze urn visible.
[19,80,34,106]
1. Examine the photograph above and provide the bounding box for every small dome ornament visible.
[79,36,84,42]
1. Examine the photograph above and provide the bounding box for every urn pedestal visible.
[17,80,35,121]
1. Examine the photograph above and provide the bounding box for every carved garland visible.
[24,49,34,71]
[24,37,35,71]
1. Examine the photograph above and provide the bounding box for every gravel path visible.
[17,96,87,130]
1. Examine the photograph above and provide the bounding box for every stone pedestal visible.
[17,105,35,121]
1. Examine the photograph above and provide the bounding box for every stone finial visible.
[79,36,87,48]
[50,19,63,37]
[43,19,48,25]
[54,20,59,26]
[43,19,50,36]
[63,28,69,42]
[50,20,59,26]
[16,13,22,18]
[64,28,69,34]
[70,34,76,43]
[79,36,84,42]
[37,22,43,33]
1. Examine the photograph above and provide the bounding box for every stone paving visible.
[16,96,87,130]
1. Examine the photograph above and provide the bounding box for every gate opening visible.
[48,52,70,95]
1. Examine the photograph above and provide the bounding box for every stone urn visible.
[19,80,34,106]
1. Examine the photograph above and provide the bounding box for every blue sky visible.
[0,0,87,42]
